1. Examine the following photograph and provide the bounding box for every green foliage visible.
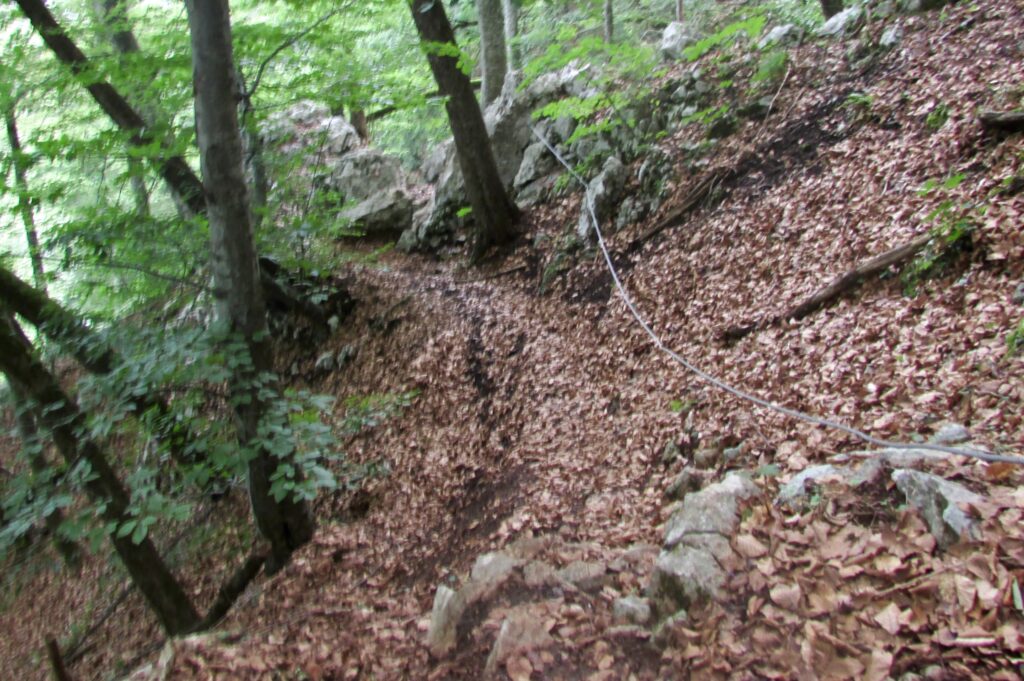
[682,14,766,62]
[340,390,419,436]
[1007,318,1024,357]
[925,103,949,133]
[753,49,788,85]
[902,174,976,295]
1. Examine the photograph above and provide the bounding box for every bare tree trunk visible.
[185,0,313,571]
[604,0,614,43]
[820,0,843,19]
[349,109,369,141]
[410,0,519,260]
[0,312,199,635]
[475,0,507,106]
[4,103,47,293]
[675,0,684,22]
[501,0,520,73]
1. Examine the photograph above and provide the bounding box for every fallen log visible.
[979,110,1024,134]
[721,232,932,342]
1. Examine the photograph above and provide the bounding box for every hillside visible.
[2,0,1023,679]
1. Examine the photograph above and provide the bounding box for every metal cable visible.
[530,126,1024,465]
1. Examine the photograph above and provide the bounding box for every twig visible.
[455,263,527,283]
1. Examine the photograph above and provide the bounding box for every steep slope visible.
[1,1,1022,679]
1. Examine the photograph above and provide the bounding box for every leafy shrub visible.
[902,174,976,295]
[753,49,789,85]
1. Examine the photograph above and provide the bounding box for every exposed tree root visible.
[979,109,1024,133]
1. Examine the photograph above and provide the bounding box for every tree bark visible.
[4,103,47,293]
[604,0,614,43]
[675,0,684,22]
[410,0,519,260]
[501,0,520,73]
[92,0,152,217]
[820,0,843,19]
[475,0,507,106]
[185,0,313,570]
[13,0,326,322]
[0,312,199,635]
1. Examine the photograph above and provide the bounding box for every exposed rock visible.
[514,141,558,191]
[892,470,982,547]
[648,544,725,612]
[577,156,627,240]
[693,446,720,469]
[930,422,970,445]
[426,585,466,657]
[613,596,652,625]
[471,551,523,584]
[661,440,682,465]
[264,101,360,158]
[663,472,760,549]
[1012,281,1024,304]
[661,22,702,60]
[818,6,865,37]
[339,188,414,236]
[758,24,803,49]
[899,0,952,12]
[508,534,556,561]
[329,148,407,204]
[314,352,335,373]
[665,467,704,501]
[776,464,844,506]
[880,24,904,49]
[557,560,608,592]
[484,607,554,677]
[652,610,689,646]
[523,560,559,588]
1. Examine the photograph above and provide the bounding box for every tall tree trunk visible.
[820,0,843,19]
[501,0,520,73]
[13,0,325,322]
[349,109,369,141]
[410,0,519,260]
[4,103,47,293]
[234,69,270,228]
[184,0,313,571]
[0,312,199,635]
[6,378,80,569]
[604,0,614,43]
[675,0,684,23]
[475,0,507,106]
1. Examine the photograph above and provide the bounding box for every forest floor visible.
[2,1,1024,679]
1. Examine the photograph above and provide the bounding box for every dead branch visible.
[979,110,1024,134]
[721,232,932,341]
[193,549,268,631]
[629,172,725,249]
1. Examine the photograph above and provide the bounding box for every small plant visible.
[925,103,949,132]
[1007,318,1024,357]
[340,390,419,436]
[901,173,976,295]
[843,91,874,122]
[753,49,788,85]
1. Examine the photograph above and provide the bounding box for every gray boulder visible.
[663,472,760,549]
[613,596,652,625]
[426,585,466,657]
[930,423,970,445]
[879,24,904,49]
[892,470,982,547]
[329,148,406,203]
[818,6,865,37]
[340,188,414,236]
[758,24,803,49]
[577,156,627,240]
[514,141,558,190]
[661,22,702,60]
[649,544,727,612]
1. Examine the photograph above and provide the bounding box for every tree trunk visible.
[475,0,507,106]
[7,378,80,569]
[501,0,520,73]
[14,0,326,322]
[820,0,843,19]
[410,0,519,260]
[604,0,614,43]
[4,103,47,294]
[185,0,313,571]
[349,109,369,141]
[675,0,684,23]
[0,312,199,635]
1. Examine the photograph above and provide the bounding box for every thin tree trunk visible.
[604,0,614,43]
[501,0,520,72]
[675,0,684,23]
[820,0,843,19]
[13,0,326,322]
[7,379,81,569]
[410,0,519,260]
[0,312,200,635]
[4,104,47,293]
[185,0,314,571]
[234,68,270,228]
[475,0,507,106]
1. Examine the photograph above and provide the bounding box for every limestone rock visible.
[930,423,970,445]
[665,467,704,501]
[577,156,627,241]
[613,596,652,625]
[880,24,904,49]
[776,464,844,506]
[484,607,554,676]
[818,6,864,37]
[663,472,760,549]
[426,585,466,657]
[892,469,983,547]
[661,22,702,60]
[648,544,725,612]
[339,188,414,236]
[471,551,523,584]
[758,24,803,49]
[557,560,608,592]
